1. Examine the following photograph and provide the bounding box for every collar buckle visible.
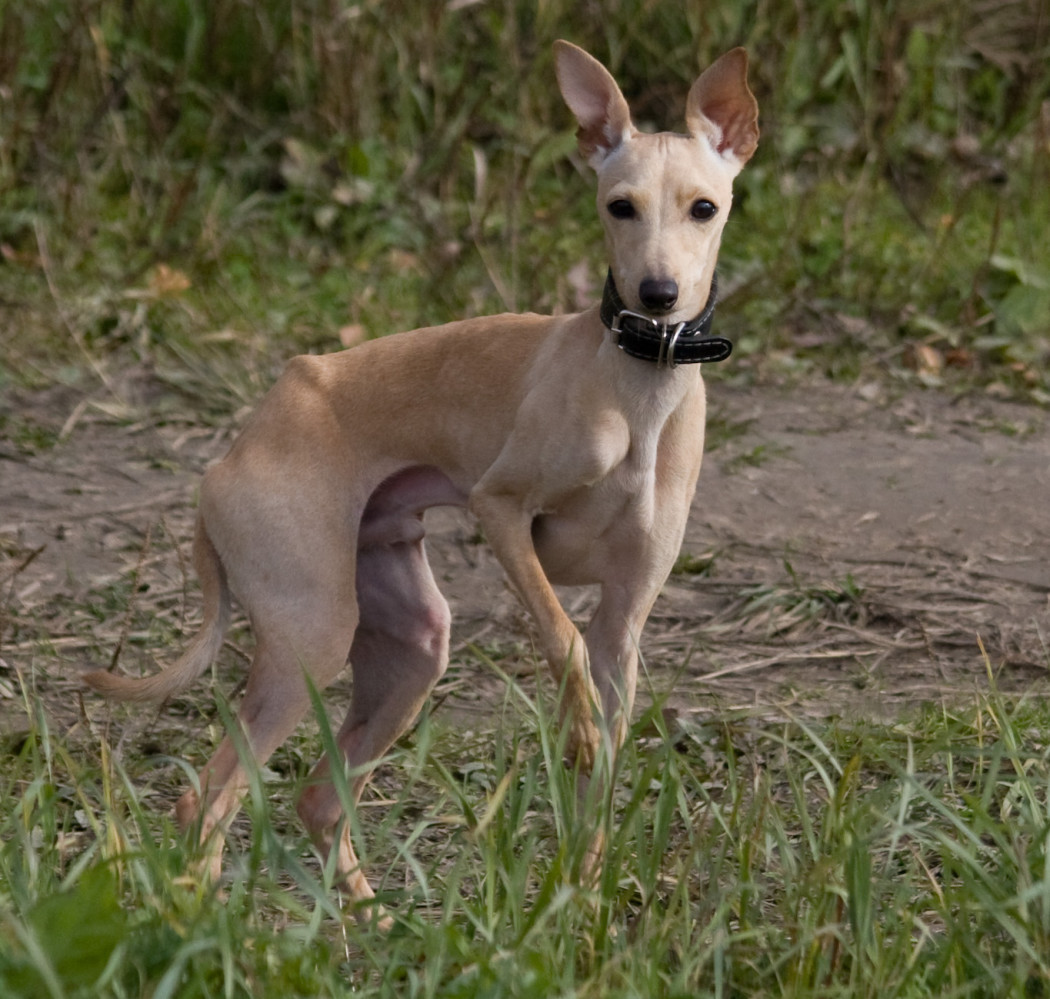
[609,308,654,335]
[610,309,689,368]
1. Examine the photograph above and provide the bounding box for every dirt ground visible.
[2,375,1048,737]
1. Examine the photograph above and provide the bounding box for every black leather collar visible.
[599,270,732,367]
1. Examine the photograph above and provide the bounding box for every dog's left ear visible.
[686,48,760,169]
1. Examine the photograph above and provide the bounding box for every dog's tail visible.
[83,520,231,703]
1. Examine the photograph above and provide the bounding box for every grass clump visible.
[727,563,867,638]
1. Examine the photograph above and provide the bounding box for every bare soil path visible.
[2,378,1048,734]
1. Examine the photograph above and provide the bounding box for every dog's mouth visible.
[639,304,677,321]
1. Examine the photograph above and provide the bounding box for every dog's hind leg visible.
[296,538,450,925]
[175,574,360,886]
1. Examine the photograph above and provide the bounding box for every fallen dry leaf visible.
[148,264,191,297]
[903,343,944,375]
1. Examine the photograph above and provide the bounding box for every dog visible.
[85,39,758,925]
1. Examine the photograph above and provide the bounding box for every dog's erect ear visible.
[554,40,635,168]
[686,48,759,168]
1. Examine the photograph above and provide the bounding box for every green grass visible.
[2,663,1050,997]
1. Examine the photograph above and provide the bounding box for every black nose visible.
[639,278,678,313]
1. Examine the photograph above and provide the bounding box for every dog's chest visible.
[530,417,678,585]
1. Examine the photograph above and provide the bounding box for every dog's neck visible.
[599,270,732,368]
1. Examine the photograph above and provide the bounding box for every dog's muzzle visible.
[599,270,732,367]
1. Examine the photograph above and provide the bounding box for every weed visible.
[0,415,60,456]
[724,440,793,473]
[672,551,718,577]
[725,562,867,639]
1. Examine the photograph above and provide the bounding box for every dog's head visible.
[554,41,759,326]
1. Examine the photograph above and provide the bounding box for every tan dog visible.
[85,40,758,924]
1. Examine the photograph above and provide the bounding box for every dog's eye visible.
[607,199,636,220]
[690,199,717,221]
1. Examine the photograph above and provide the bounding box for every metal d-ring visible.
[663,322,686,367]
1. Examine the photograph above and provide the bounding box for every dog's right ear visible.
[554,40,635,168]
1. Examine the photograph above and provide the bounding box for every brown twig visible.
[108,524,153,671]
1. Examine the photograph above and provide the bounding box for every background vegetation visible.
[2,0,1049,995]
[2,0,1048,408]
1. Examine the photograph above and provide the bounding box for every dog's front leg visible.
[469,490,602,771]
[583,586,647,752]
[570,576,662,878]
